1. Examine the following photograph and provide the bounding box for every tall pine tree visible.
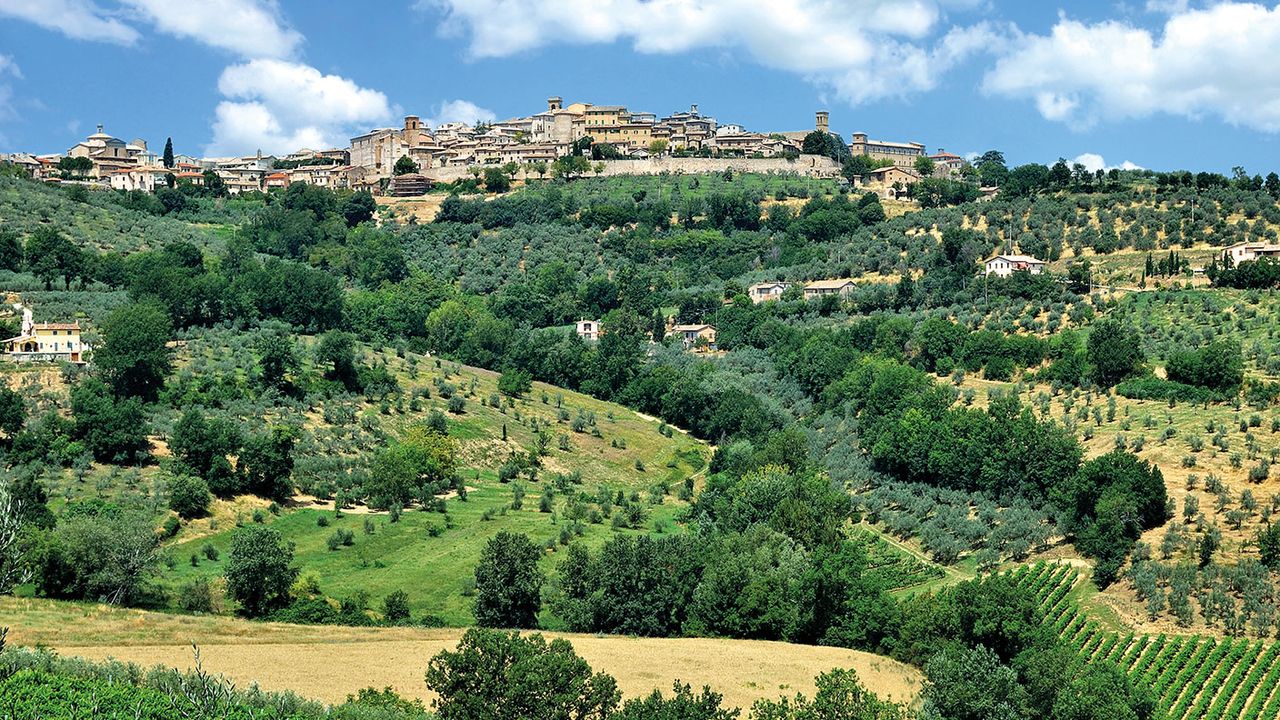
[162,137,174,168]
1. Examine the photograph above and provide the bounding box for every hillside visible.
[6,169,1280,720]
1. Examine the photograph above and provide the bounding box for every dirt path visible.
[857,522,969,584]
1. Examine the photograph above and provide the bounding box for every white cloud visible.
[984,3,1280,132]
[120,0,302,59]
[0,0,139,44]
[426,99,496,128]
[1070,153,1144,173]
[424,0,1001,104]
[207,59,393,155]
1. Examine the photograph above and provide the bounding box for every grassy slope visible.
[155,353,709,624]
[0,597,925,710]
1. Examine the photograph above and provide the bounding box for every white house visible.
[747,282,792,303]
[984,254,1047,278]
[1224,241,1280,266]
[803,279,858,299]
[575,319,602,341]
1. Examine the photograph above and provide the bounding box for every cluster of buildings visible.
[575,318,718,353]
[354,99,813,184]
[746,278,861,303]
[3,98,967,197]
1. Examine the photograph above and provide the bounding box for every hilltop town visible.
[1,98,970,199]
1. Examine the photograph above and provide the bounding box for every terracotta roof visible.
[805,279,856,290]
[32,322,80,330]
[987,254,1045,264]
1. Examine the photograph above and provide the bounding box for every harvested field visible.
[4,598,924,711]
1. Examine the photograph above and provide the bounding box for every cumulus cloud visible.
[121,0,302,59]
[1070,153,1143,173]
[424,0,1003,104]
[0,0,139,44]
[207,59,394,155]
[984,3,1280,132]
[427,99,496,128]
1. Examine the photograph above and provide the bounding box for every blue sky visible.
[2,0,1280,173]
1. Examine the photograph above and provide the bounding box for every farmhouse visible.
[984,254,1047,278]
[865,165,922,191]
[1224,241,1280,266]
[3,315,86,364]
[575,319,602,341]
[748,281,792,303]
[668,324,717,352]
[803,279,857,299]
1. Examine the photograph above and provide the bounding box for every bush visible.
[178,577,215,613]
[168,473,211,519]
[382,590,411,624]
[447,395,465,414]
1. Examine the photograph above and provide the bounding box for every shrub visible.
[178,577,215,613]
[168,473,211,520]
[382,590,411,624]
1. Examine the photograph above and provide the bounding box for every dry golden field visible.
[2,597,924,711]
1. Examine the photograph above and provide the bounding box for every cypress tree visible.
[162,137,174,168]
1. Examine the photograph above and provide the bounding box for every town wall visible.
[420,154,843,182]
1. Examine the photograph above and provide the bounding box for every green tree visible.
[224,524,297,617]
[751,668,909,720]
[255,330,299,392]
[94,303,174,400]
[316,330,361,391]
[474,531,544,628]
[382,589,411,624]
[24,226,84,290]
[70,378,150,463]
[37,505,160,605]
[162,137,174,168]
[613,682,738,720]
[0,229,22,272]
[368,424,456,508]
[1258,523,1280,569]
[913,155,936,176]
[425,628,620,720]
[167,472,211,519]
[238,426,296,500]
[922,644,1029,720]
[552,154,590,180]
[393,156,419,176]
[0,386,25,438]
[498,368,532,398]
[483,166,511,193]
[169,407,242,481]
[1086,319,1143,386]
[341,190,377,227]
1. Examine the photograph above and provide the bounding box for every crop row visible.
[1247,655,1280,720]
[1193,641,1261,720]
[1222,642,1279,720]
[1146,636,1199,695]
[1156,638,1215,709]
[1168,639,1238,720]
